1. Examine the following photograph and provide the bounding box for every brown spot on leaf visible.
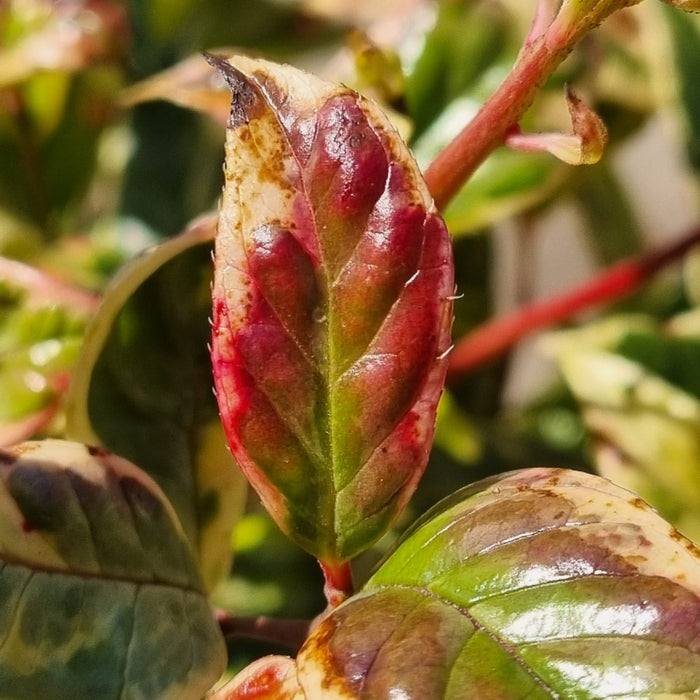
[301,615,357,696]
[629,496,649,510]
[669,528,700,558]
[686,540,700,558]
[21,520,35,533]
[670,528,684,542]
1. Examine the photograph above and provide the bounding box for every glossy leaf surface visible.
[209,55,453,564]
[66,215,247,591]
[297,468,700,697]
[0,439,226,699]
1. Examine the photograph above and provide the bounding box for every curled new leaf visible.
[208,55,453,566]
[505,87,607,166]
[0,439,226,699]
[297,468,700,697]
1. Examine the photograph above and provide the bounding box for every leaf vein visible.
[369,584,561,697]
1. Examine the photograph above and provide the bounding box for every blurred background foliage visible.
[1,0,699,672]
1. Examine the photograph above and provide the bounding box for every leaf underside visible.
[297,468,700,698]
[209,55,454,564]
[0,439,225,699]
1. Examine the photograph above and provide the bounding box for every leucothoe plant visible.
[1,0,700,698]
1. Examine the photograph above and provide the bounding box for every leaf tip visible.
[203,53,261,128]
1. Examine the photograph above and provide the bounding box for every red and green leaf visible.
[208,55,453,568]
[296,468,700,697]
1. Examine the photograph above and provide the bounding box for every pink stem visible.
[447,225,700,380]
[319,560,354,608]
[424,33,571,211]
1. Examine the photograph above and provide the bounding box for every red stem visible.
[424,34,570,211]
[447,225,700,380]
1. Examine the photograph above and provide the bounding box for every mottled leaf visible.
[66,215,247,591]
[546,315,700,541]
[209,55,453,566]
[0,439,226,699]
[297,468,700,698]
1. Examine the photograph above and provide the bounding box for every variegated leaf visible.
[0,439,226,699]
[209,55,453,567]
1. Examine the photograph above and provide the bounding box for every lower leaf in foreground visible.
[0,439,225,699]
[296,468,700,698]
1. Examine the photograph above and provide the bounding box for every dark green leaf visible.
[66,215,247,590]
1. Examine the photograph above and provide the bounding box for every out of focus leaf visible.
[442,148,564,235]
[661,0,700,14]
[573,161,644,265]
[664,7,700,174]
[558,346,700,541]
[209,55,453,567]
[0,0,128,88]
[0,66,124,233]
[683,250,700,306]
[298,468,700,697]
[405,0,511,140]
[0,439,225,699]
[433,391,482,465]
[548,316,700,541]
[66,215,247,591]
[0,257,97,445]
[410,91,565,235]
[347,30,404,108]
[120,53,232,125]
